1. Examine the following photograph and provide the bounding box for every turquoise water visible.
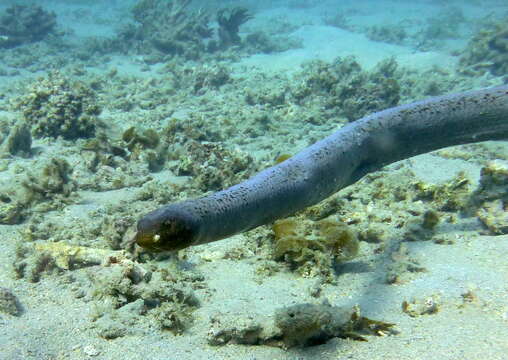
[0,1,507,359]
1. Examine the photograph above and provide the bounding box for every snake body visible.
[135,85,508,251]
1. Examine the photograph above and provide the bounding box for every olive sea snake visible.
[135,85,508,251]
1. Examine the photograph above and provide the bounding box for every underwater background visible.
[0,0,507,359]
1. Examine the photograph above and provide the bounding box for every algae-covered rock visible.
[245,82,288,107]
[472,160,508,204]
[459,17,508,76]
[403,209,441,242]
[413,171,471,212]
[207,303,395,348]
[89,260,202,336]
[131,0,212,59]
[0,157,77,224]
[366,24,407,45]
[22,158,76,202]
[0,5,57,48]
[0,198,24,225]
[293,56,400,121]
[15,72,101,139]
[77,132,153,191]
[477,199,508,234]
[272,215,359,280]
[243,30,302,54]
[275,303,394,347]
[208,316,266,346]
[122,126,160,151]
[414,6,465,50]
[13,241,131,282]
[0,121,31,157]
[471,161,508,234]
[121,126,166,172]
[13,238,202,335]
[362,7,464,51]
[14,242,62,283]
[173,139,258,192]
[191,63,231,94]
[0,287,22,316]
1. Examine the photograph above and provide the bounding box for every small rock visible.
[83,345,100,357]
[0,287,21,316]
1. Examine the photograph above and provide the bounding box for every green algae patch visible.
[274,153,292,164]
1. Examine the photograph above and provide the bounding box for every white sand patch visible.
[237,25,457,73]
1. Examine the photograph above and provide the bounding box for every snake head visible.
[135,205,198,252]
